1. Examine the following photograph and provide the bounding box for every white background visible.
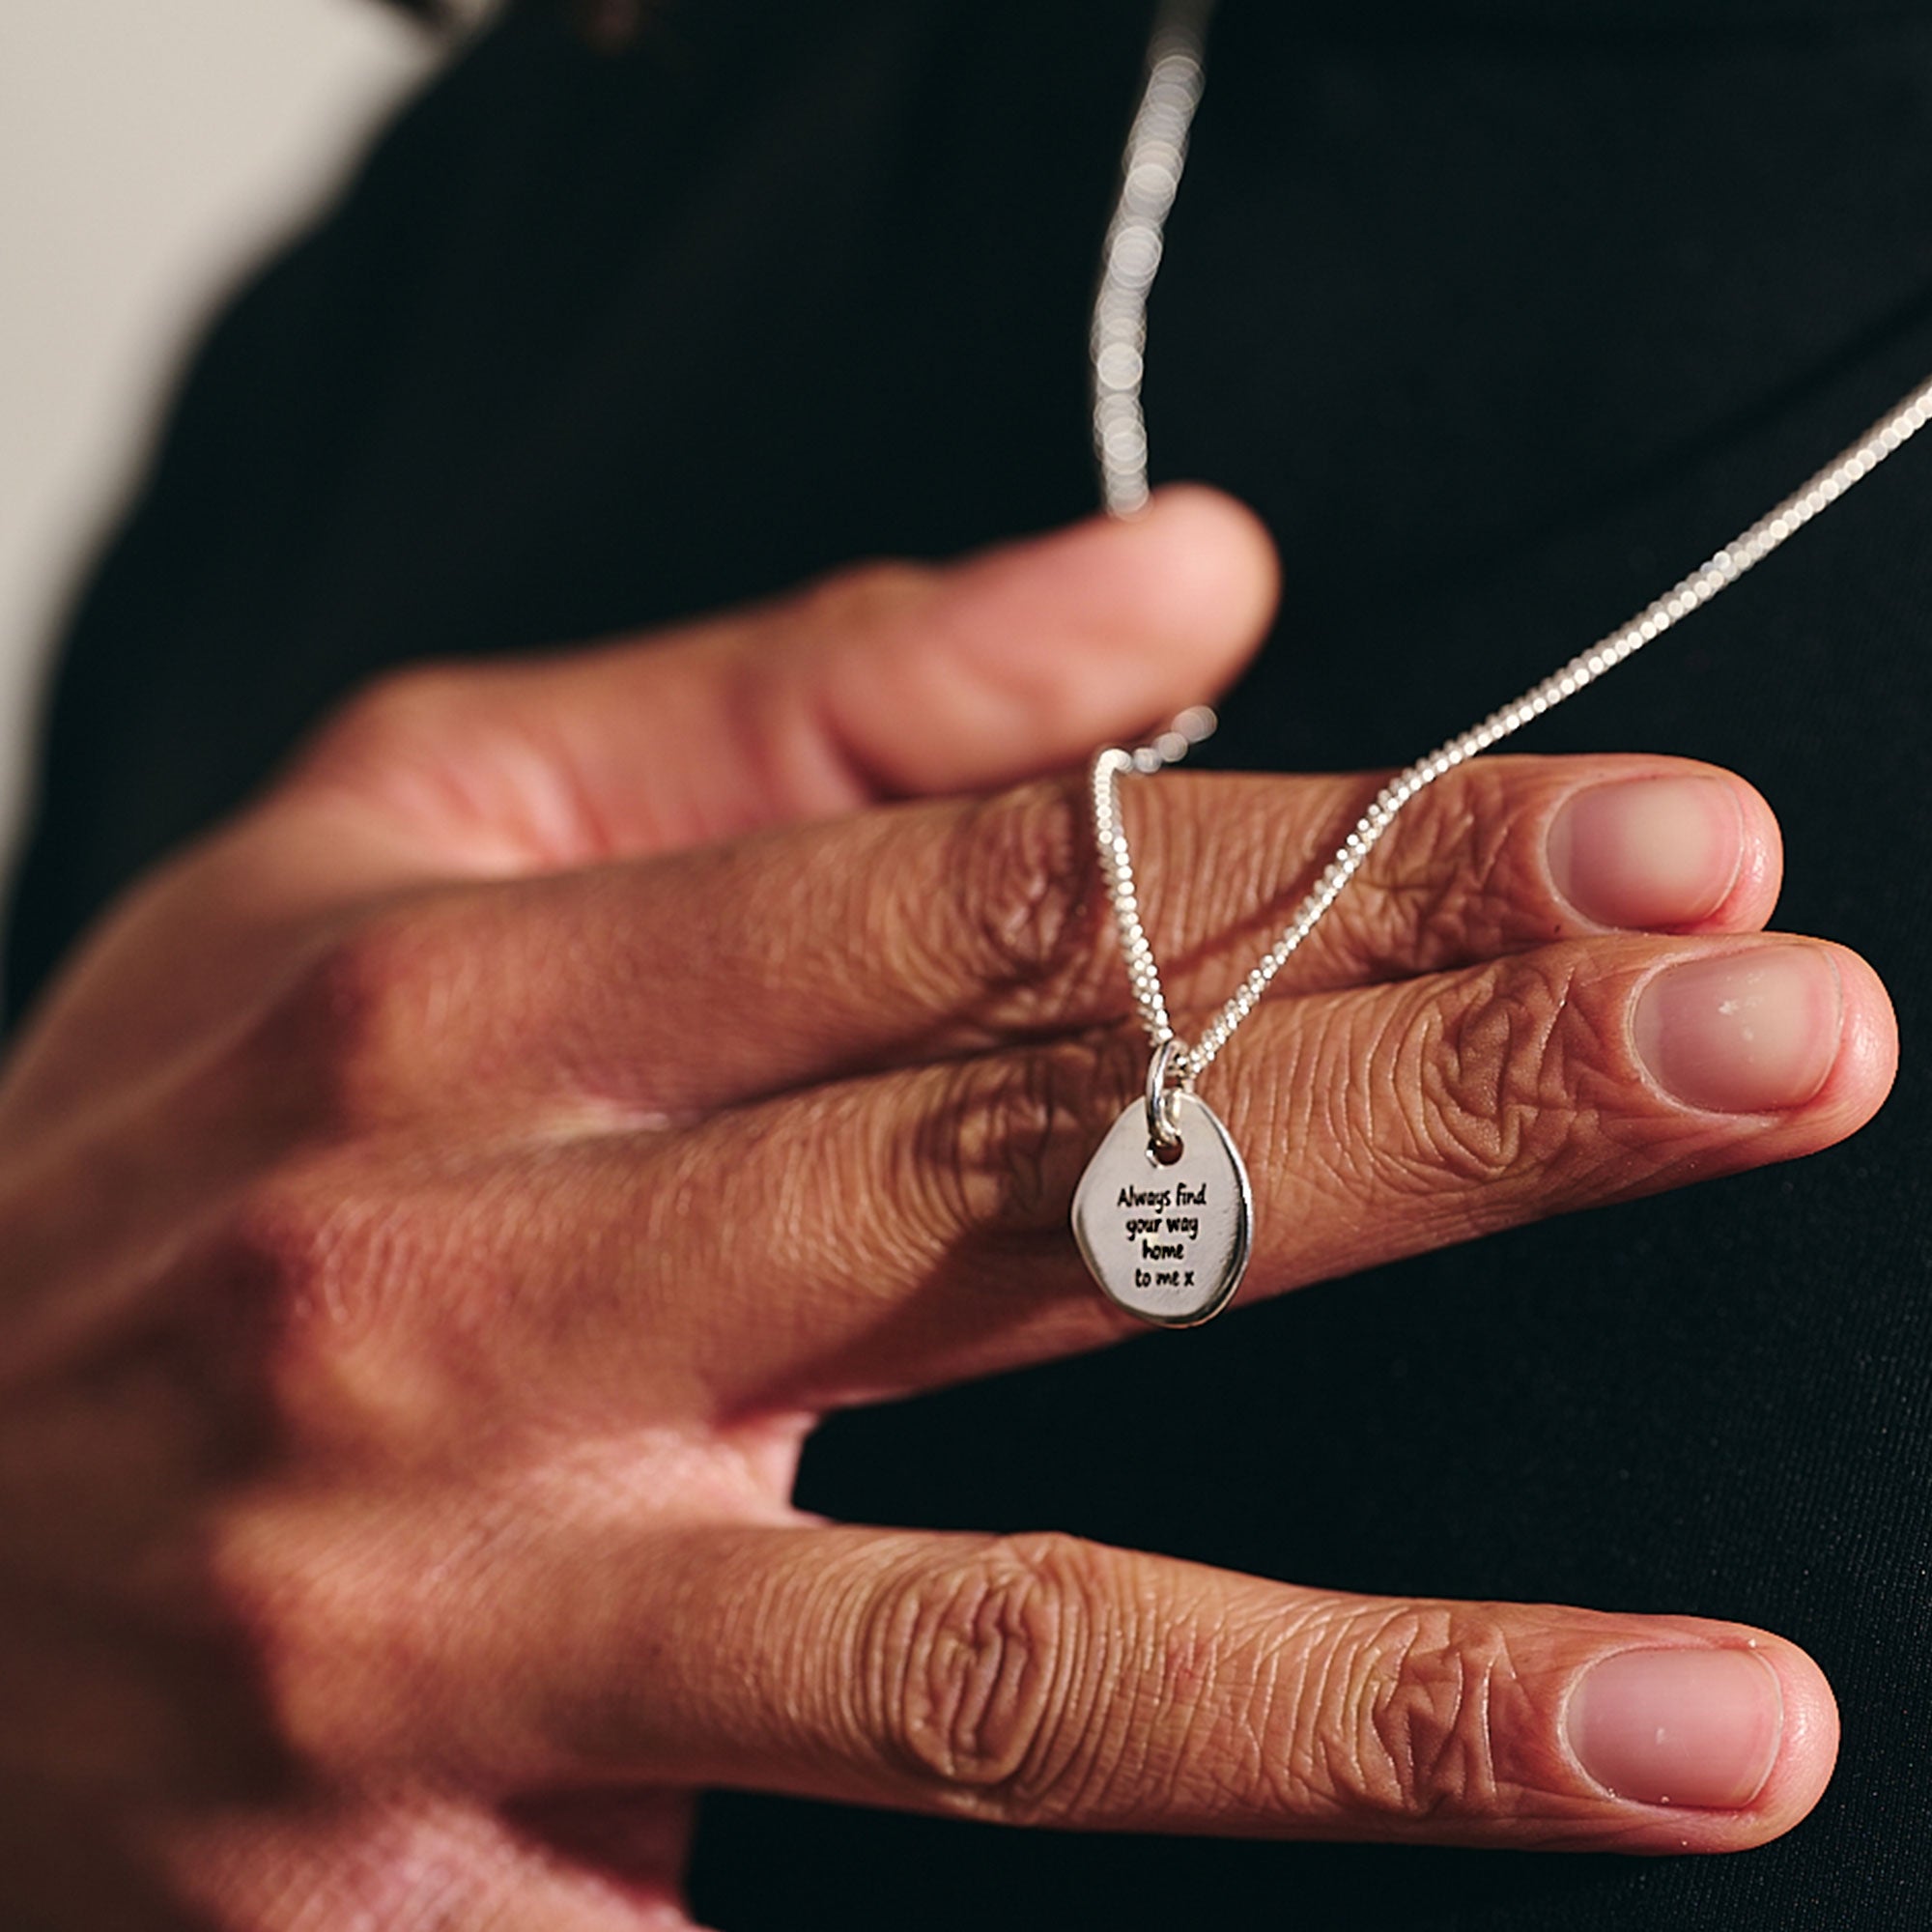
[0,0,443,872]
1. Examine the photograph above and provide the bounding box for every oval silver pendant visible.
[1071,1093,1254,1327]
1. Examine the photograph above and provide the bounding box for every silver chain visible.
[1092,0,1932,1103]
[1092,0,1218,519]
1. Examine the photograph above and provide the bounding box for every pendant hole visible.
[1147,1136,1185,1168]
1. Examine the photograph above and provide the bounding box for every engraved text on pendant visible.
[1071,1093,1254,1327]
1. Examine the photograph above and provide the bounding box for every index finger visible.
[297,755,1783,1125]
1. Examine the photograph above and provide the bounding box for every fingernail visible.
[1568,1648,1783,1809]
[1634,948,1841,1114]
[1547,778,1744,929]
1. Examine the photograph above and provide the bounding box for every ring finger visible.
[314,1516,1839,1856]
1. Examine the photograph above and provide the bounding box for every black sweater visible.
[14,3,1932,1924]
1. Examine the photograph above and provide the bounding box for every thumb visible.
[753,484,1280,806]
[294,485,1279,869]
[0,491,1274,1104]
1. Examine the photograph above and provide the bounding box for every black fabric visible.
[13,2,1932,1924]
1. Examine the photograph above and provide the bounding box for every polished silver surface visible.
[1071,1092,1253,1328]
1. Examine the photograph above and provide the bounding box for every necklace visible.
[1070,0,1932,1328]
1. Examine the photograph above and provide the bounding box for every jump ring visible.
[1145,1037,1187,1150]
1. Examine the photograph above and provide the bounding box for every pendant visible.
[1071,1091,1254,1328]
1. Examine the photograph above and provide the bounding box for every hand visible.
[0,492,1890,1926]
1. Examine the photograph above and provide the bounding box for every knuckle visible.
[1379,953,1593,1190]
[789,557,936,637]
[1399,767,1530,963]
[197,1162,421,1416]
[917,1035,1135,1235]
[1281,1603,1512,1824]
[213,1171,375,1359]
[945,781,1109,1032]
[243,906,471,1134]
[201,1501,334,1758]
[1331,764,1553,978]
[867,1532,1119,1819]
[309,664,470,772]
[203,1495,423,1779]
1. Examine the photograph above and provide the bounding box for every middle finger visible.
[639,930,1890,1410]
[277,928,1888,1425]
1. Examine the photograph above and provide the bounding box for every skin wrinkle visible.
[1236,1616,1292,1819]
[851,1545,911,1791]
[1472,1638,1503,1814]
[860,1534,1126,1824]
[1158,769,1462,1003]
[1374,1612,1459,1817]
[976,1541,1085,1814]
[1343,964,1662,1260]
[1381,1611,1503,1821]
[1334,1605,1409,1818]
[662,1118,867,1411]
[939,1036,1131,1237]
[1244,1615,1310,1825]
[1207,999,1321,1205]
[1339,983,1439,1203]
[1425,810,1520,966]
[1413,970,1539,1185]
[1209,780,1371,992]
[1517,974,1715,1204]
[1383,955,1581,1194]
[1354,781,1520,982]
[900,1061,995,1257]
[733,1540,826,1763]
[943,783,1109,1044]
[1327,1605,1466,1827]
[923,1054,1057,1240]
[688,919,1813,1402]
[867,1544,1026,1793]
